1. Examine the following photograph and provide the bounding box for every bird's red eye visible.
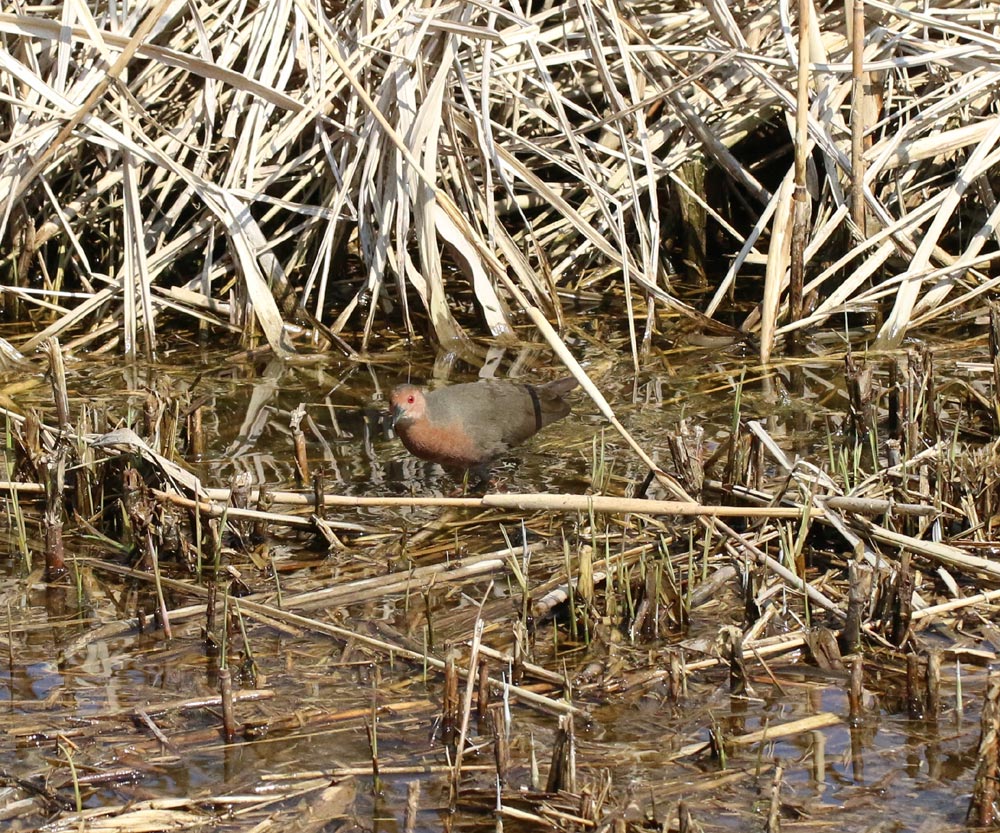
[407,395,415,404]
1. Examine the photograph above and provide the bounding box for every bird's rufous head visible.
[389,384,426,428]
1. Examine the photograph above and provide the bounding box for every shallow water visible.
[0,336,993,832]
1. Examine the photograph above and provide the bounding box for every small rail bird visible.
[389,377,578,483]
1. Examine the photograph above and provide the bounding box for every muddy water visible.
[0,342,988,832]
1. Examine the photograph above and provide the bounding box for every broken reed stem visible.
[219,667,236,743]
[566,714,577,794]
[6,602,13,675]
[366,717,381,795]
[766,763,783,833]
[927,650,941,718]
[254,485,273,544]
[450,617,485,810]
[135,709,174,752]
[369,676,382,795]
[727,628,751,695]
[291,404,309,485]
[142,392,159,439]
[46,338,70,434]
[968,672,1000,826]
[849,561,873,644]
[43,450,66,580]
[404,780,420,833]
[957,661,965,723]
[206,580,218,650]
[188,403,204,459]
[848,657,864,719]
[578,785,595,825]
[491,704,510,787]
[545,714,574,793]
[477,658,490,729]
[906,653,922,718]
[891,551,914,646]
[312,473,325,522]
[529,730,539,790]
[991,304,1000,429]
[789,0,811,353]
[811,730,825,785]
[442,654,458,754]
[150,532,172,639]
[678,801,693,833]
[849,0,867,232]
[228,472,252,546]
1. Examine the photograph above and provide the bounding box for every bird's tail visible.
[540,376,579,397]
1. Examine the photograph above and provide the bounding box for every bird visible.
[389,377,578,483]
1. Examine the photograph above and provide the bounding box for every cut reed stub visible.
[967,671,1000,826]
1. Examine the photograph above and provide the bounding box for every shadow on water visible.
[0,333,993,832]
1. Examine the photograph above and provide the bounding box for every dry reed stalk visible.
[860,520,1000,582]
[449,616,485,808]
[42,448,66,580]
[968,672,1000,825]
[789,2,812,308]
[162,487,841,519]
[848,0,867,233]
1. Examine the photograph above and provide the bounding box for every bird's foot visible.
[487,474,510,493]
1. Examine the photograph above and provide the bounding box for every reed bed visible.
[2,0,1000,829]
[1,0,997,362]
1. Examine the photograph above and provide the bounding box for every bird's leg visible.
[468,464,494,494]
[443,469,475,498]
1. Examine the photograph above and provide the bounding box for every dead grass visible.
[0,0,997,364]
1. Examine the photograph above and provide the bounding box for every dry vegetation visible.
[0,0,997,362]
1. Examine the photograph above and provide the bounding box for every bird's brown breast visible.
[396,417,490,468]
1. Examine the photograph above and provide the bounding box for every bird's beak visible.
[390,405,404,429]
